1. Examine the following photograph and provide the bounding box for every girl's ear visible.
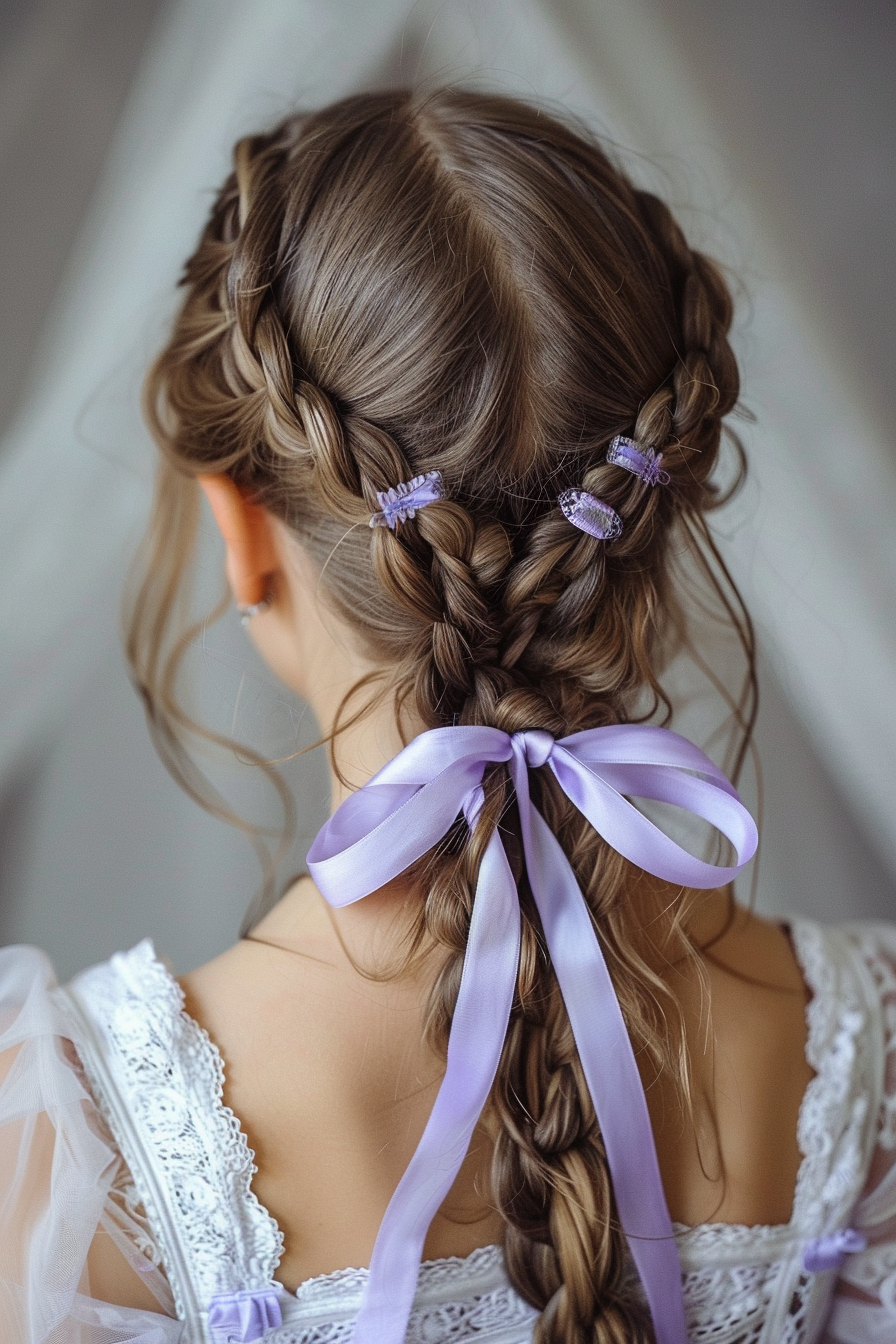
[198,474,280,606]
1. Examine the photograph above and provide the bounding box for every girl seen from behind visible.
[0,88,893,1344]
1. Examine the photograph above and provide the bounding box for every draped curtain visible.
[0,0,892,978]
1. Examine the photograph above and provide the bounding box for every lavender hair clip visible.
[606,435,670,486]
[369,470,445,529]
[558,489,623,541]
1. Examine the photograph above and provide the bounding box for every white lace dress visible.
[3,919,896,1344]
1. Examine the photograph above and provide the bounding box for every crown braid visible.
[134,88,751,1343]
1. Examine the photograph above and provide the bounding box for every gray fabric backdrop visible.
[0,0,893,979]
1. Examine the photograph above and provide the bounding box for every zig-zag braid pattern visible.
[137,89,753,1344]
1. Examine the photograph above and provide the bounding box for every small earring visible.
[238,594,272,627]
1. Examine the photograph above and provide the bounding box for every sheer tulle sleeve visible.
[0,945,181,1343]
[822,925,896,1343]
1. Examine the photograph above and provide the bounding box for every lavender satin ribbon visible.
[802,1228,867,1273]
[207,1288,282,1342]
[307,724,758,1344]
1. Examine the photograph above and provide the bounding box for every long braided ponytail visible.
[132,87,751,1342]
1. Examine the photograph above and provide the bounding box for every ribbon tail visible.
[511,756,688,1344]
[352,826,521,1344]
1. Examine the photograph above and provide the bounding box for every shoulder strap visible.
[789,919,882,1227]
[63,940,283,1336]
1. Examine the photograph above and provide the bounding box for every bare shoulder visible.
[703,901,808,991]
[175,881,501,1287]
[652,894,815,1228]
[700,902,814,1105]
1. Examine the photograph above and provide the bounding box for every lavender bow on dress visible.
[803,1228,867,1273]
[207,1288,282,1342]
[307,723,757,1344]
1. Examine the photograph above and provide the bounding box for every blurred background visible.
[0,0,893,980]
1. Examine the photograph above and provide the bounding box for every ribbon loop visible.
[306,722,758,1344]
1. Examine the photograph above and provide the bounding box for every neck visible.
[306,674,425,814]
[273,671,432,974]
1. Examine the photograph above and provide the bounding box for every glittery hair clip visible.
[606,435,670,486]
[558,489,623,541]
[369,470,445,529]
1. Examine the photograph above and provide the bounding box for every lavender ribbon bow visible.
[802,1228,868,1273]
[307,724,758,1344]
[207,1288,282,1342]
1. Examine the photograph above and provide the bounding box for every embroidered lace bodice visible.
[4,918,896,1343]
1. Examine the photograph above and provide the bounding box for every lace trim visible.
[272,1269,538,1344]
[846,928,896,1150]
[68,939,284,1319]
[790,920,876,1229]
[681,1261,819,1343]
[285,1245,510,1318]
[68,924,884,1343]
[834,927,896,1316]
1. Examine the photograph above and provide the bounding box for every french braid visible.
[482,193,744,1344]
[133,88,753,1343]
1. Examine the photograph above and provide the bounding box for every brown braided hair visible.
[129,88,754,1342]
